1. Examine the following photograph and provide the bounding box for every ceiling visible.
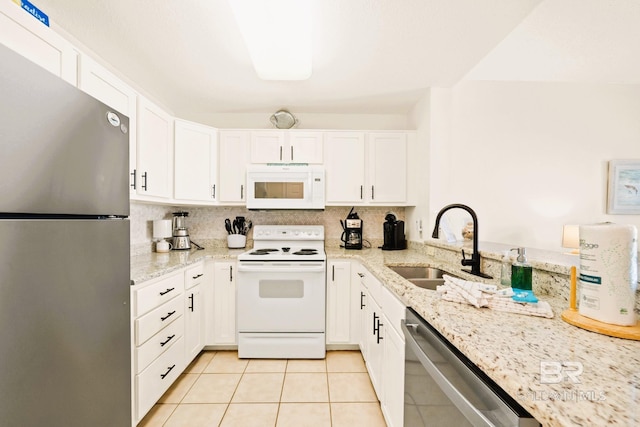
[33,0,640,117]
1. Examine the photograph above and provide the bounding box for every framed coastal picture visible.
[607,159,640,214]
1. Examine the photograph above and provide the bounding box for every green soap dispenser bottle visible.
[510,247,537,303]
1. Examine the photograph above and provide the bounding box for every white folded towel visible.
[437,275,554,318]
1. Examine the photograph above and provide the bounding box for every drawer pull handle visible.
[159,287,175,296]
[161,311,176,321]
[360,292,365,309]
[192,274,203,280]
[160,364,176,379]
[160,334,175,347]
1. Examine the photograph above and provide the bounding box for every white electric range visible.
[236,225,326,359]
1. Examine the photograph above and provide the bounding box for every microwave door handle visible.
[401,320,494,427]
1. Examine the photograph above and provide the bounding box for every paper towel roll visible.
[579,223,638,326]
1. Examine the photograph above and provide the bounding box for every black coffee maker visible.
[382,213,406,250]
[341,207,363,250]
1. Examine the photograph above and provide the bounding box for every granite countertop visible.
[131,241,640,427]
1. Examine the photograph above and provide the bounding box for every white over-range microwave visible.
[246,165,325,210]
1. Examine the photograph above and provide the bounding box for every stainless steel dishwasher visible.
[402,308,540,427]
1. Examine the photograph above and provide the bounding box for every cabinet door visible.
[184,283,205,363]
[174,119,217,203]
[366,294,384,400]
[326,261,352,344]
[78,54,138,195]
[0,2,77,84]
[324,132,366,204]
[382,317,404,427]
[219,131,250,203]
[368,133,407,203]
[212,262,236,344]
[288,131,323,163]
[250,130,285,163]
[137,97,173,199]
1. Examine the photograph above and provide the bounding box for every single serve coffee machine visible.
[381,213,406,250]
[341,207,363,250]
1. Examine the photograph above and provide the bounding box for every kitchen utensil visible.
[225,218,232,235]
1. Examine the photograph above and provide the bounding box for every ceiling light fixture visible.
[228,0,312,81]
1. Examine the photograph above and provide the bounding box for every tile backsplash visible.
[131,202,405,254]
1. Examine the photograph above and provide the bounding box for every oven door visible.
[237,261,326,332]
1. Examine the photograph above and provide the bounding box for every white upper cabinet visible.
[368,132,408,204]
[324,132,366,204]
[219,131,250,203]
[287,131,324,163]
[0,2,77,85]
[77,54,138,195]
[136,97,173,200]
[174,119,218,204]
[250,130,323,164]
[250,131,285,163]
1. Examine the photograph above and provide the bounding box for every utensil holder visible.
[227,234,246,249]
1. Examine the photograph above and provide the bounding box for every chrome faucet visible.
[431,204,492,279]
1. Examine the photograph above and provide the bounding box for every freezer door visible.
[0,219,131,427]
[0,44,129,216]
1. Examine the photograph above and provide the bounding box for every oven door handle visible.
[237,263,326,274]
[401,320,495,427]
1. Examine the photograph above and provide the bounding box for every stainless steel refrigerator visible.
[0,44,132,426]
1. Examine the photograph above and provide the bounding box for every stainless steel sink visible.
[407,278,444,290]
[387,265,447,279]
[387,265,453,290]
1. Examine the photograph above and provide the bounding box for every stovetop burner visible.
[293,249,318,255]
[248,248,279,255]
[238,225,326,262]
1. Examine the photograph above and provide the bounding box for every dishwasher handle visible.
[401,319,495,427]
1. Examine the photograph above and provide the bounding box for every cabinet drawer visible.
[135,336,184,422]
[185,262,204,290]
[381,286,406,337]
[135,296,184,346]
[362,269,382,304]
[135,315,184,374]
[134,271,184,317]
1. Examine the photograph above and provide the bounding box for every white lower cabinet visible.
[353,261,405,427]
[380,287,406,427]
[366,291,384,399]
[184,263,206,364]
[132,270,185,424]
[326,260,356,344]
[210,261,237,345]
[135,335,185,421]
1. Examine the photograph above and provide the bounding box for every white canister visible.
[579,223,638,326]
[227,234,247,249]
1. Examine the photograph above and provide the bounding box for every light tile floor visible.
[139,350,387,427]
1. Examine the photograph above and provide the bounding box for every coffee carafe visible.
[381,213,406,251]
[172,211,191,250]
[341,207,363,250]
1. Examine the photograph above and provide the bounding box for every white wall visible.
[184,112,409,130]
[421,81,640,251]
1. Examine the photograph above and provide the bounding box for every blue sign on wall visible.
[15,0,49,27]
